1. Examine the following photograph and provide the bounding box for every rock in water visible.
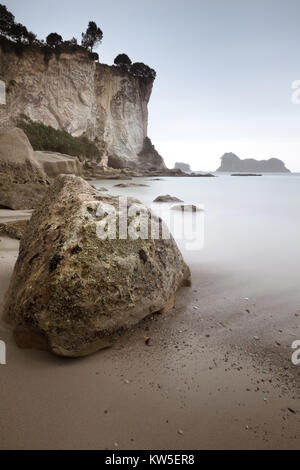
[174,162,191,173]
[154,195,184,203]
[0,128,48,209]
[217,152,291,173]
[3,175,191,357]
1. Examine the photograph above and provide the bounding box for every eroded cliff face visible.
[0,45,164,168]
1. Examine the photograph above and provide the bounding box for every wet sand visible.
[0,229,299,449]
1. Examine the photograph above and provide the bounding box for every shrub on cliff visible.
[46,33,63,48]
[9,22,29,43]
[26,31,37,45]
[18,116,103,163]
[81,21,103,52]
[0,4,15,37]
[114,53,132,66]
[63,37,78,49]
[131,62,156,80]
[0,4,36,45]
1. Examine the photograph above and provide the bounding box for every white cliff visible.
[0,43,165,169]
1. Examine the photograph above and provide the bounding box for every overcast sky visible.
[5,0,300,171]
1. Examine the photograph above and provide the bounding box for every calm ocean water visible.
[93,174,300,294]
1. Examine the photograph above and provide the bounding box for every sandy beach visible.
[2,0,300,453]
[0,201,299,449]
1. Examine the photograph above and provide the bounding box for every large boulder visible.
[0,128,48,209]
[35,151,83,178]
[3,175,191,357]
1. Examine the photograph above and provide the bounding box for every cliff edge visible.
[0,39,165,170]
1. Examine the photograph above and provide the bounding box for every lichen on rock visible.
[3,175,191,357]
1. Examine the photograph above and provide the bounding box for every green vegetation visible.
[0,3,156,78]
[114,54,132,66]
[46,33,63,48]
[0,3,101,61]
[18,116,105,162]
[114,54,156,79]
[81,21,103,52]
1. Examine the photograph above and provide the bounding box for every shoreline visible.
[0,218,299,449]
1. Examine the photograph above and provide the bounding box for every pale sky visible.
[4,0,300,171]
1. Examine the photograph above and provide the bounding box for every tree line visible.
[0,4,156,79]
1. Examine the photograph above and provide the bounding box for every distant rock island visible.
[174,162,191,173]
[217,153,291,173]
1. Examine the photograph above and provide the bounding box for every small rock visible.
[171,204,203,212]
[154,195,183,203]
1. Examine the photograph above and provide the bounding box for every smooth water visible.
[93,174,300,294]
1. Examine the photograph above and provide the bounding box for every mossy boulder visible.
[4,175,191,357]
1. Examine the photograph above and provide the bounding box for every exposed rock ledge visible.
[3,175,191,357]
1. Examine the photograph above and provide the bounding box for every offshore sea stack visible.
[3,175,191,357]
[217,153,291,173]
[0,127,48,209]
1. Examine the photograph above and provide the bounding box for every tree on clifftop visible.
[0,4,15,36]
[114,53,132,66]
[26,31,37,45]
[131,62,156,79]
[9,22,29,43]
[46,32,63,48]
[81,21,103,52]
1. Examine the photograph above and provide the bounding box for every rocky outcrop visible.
[231,173,262,177]
[0,220,28,240]
[0,42,162,169]
[3,175,191,357]
[35,151,83,178]
[174,162,191,173]
[154,195,184,203]
[217,153,291,173]
[114,183,149,188]
[136,137,166,171]
[0,127,48,209]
